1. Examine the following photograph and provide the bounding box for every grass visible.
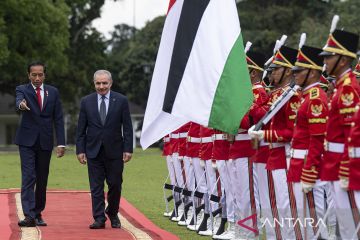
[0,148,206,240]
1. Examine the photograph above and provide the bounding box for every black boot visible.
[169,200,182,220]
[214,218,227,236]
[184,202,192,219]
[188,203,205,225]
[197,213,210,232]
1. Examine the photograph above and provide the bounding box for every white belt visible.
[234,134,251,141]
[349,147,360,158]
[270,142,286,149]
[171,132,188,139]
[187,136,201,143]
[238,128,247,134]
[164,137,170,143]
[290,149,308,159]
[259,140,269,147]
[212,134,228,141]
[324,141,344,153]
[201,137,213,143]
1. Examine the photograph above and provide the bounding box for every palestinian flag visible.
[140,0,253,149]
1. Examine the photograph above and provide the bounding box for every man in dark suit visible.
[76,70,133,229]
[15,61,66,227]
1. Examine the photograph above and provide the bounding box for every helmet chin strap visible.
[277,67,286,86]
[328,55,342,77]
[301,69,311,88]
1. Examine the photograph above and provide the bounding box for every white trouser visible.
[216,160,235,222]
[293,181,332,239]
[322,181,337,228]
[172,153,185,188]
[254,162,272,238]
[183,157,195,192]
[166,155,176,186]
[354,190,360,238]
[166,155,180,202]
[332,181,360,239]
[205,160,220,214]
[192,157,207,194]
[271,169,297,240]
[228,157,258,238]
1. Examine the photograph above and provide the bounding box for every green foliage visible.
[107,17,165,108]
[238,0,331,54]
[238,0,360,56]
[0,0,69,93]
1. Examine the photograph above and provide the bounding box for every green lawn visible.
[0,148,206,240]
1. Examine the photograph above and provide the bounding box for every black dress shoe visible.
[109,216,121,228]
[18,216,36,227]
[106,213,121,228]
[35,216,47,226]
[89,221,105,229]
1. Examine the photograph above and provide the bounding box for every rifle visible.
[251,82,301,148]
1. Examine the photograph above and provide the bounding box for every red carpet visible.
[0,189,179,240]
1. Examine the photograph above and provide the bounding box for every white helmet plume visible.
[330,15,339,34]
[279,35,288,47]
[299,33,306,49]
[244,41,252,53]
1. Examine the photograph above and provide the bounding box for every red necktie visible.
[36,87,42,110]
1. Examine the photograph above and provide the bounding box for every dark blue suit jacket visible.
[15,83,65,150]
[76,91,133,159]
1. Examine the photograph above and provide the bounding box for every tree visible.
[107,17,165,107]
[237,0,332,54]
[0,0,69,93]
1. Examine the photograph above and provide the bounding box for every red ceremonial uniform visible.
[177,122,191,157]
[248,82,270,163]
[287,84,328,183]
[212,129,230,160]
[229,82,268,159]
[162,134,172,156]
[321,70,360,181]
[263,86,301,170]
[186,122,201,158]
[199,126,214,160]
[348,105,360,190]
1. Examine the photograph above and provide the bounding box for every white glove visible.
[248,125,265,141]
[254,130,265,141]
[339,178,349,190]
[248,125,257,139]
[301,181,313,193]
[199,160,205,169]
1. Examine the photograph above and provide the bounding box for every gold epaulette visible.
[344,77,351,85]
[310,87,320,99]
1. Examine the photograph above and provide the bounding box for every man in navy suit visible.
[15,61,66,227]
[76,70,133,229]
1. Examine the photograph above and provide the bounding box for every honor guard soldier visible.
[249,42,302,240]
[320,15,360,239]
[197,126,219,236]
[211,129,235,240]
[228,42,266,239]
[162,134,176,217]
[185,122,206,230]
[290,33,336,239]
[348,105,360,239]
[169,123,190,221]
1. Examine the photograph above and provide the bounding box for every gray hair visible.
[93,70,113,81]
